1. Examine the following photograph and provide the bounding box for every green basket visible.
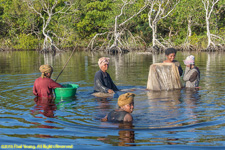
[54,84,79,98]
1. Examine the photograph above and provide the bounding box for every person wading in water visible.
[33,64,62,98]
[183,55,200,88]
[163,48,183,76]
[101,93,135,122]
[94,57,119,94]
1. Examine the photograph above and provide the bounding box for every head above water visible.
[98,57,110,72]
[39,64,53,78]
[118,92,135,107]
[183,55,195,65]
[165,48,177,56]
[98,57,110,67]
[164,48,177,62]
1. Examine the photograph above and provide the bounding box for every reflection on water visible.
[146,90,182,128]
[1,51,225,148]
[98,123,135,147]
[32,97,57,118]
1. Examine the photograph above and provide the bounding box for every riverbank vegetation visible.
[0,0,225,52]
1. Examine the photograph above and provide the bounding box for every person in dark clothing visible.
[163,48,183,76]
[33,64,62,98]
[94,57,119,93]
[101,92,135,122]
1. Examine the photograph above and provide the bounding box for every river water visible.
[0,51,225,149]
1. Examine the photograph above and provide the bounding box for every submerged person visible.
[183,55,200,88]
[163,48,183,76]
[33,64,62,98]
[94,57,119,94]
[101,92,135,122]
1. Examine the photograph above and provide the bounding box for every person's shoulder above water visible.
[183,55,200,88]
[95,69,108,77]
[107,110,129,122]
[94,69,101,76]
[94,57,118,94]
[172,60,181,66]
[33,64,62,98]
[101,92,135,123]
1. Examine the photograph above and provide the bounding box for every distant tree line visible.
[0,0,224,52]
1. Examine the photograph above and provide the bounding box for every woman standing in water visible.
[163,48,183,76]
[33,64,62,98]
[101,92,135,122]
[183,55,200,88]
[94,57,119,94]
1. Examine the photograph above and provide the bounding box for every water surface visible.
[0,51,225,149]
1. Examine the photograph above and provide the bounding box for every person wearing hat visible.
[183,55,200,88]
[101,93,135,122]
[94,57,119,94]
[163,48,183,76]
[33,64,62,98]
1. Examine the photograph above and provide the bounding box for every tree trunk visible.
[188,17,192,37]
[202,0,220,48]
[206,17,212,48]
[148,0,180,48]
[152,23,157,47]
[114,16,118,47]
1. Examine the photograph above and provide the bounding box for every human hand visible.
[186,65,190,68]
[108,89,114,94]
[101,116,107,122]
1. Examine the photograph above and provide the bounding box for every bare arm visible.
[123,114,133,122]
[101,115,108,122]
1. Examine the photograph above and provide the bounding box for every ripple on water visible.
[1,52,225,147]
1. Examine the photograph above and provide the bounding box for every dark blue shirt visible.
[94,69,119,93]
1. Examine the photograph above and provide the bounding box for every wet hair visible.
[165,48,177,56]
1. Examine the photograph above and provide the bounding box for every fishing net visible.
[147,63,183,91]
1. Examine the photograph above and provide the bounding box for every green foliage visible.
[0,0,42,46]
[0,0,224,50]
[13,34,39,50]
[76,0,114,38]
[189,33,208,48]
[0,6,7,38]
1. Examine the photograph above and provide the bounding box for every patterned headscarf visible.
[39,64,53,78]
[98,57,110,68]
[118,93,135,107]
[183,55,195,65]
